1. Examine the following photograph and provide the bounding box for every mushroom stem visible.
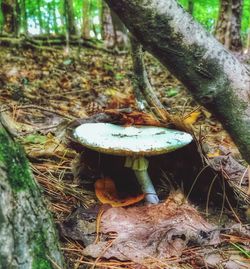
[134,170,159,204]
[125,156,159,204]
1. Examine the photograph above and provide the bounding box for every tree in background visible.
[188,0,194,15]
[101,1,128,50]
[64,0,77,36]
[19,0,28,35]
[1,0,19,36]
[215,0,244,51]
[82,0,90,38]
[0,0,249,51]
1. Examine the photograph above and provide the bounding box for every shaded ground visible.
[0,46,249,268]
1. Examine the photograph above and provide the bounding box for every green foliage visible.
[231,243,250,258]
[22,134,47,144]
[242,0,250,40]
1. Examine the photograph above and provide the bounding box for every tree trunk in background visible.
[188,0,194,15]
[104,0,250,163]
[101,0,115,47]
[230,0,243,50]
[101,1,128,50]
[46,2,52,35]
[52,0,59,34]
[0,123,64,268]
[64,0,77,37]
[101,1,112,43]
[37,0,44,34]
[110,10,128,50]
[215,0,243,51]
[82,0,90,39]
[20,0,28,35]
[1,0,19,36]
[247,28,250,53]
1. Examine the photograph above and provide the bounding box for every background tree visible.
[19,0,28,35]
[1,0,19,36]
[64,0,77,36]
[82,0,90,38]
[188,0,194,15]
[0,0,248,51]
[215,0,244,51]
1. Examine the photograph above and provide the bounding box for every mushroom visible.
[73,123,193,204]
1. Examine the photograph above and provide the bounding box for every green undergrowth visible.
[0,127,36,192]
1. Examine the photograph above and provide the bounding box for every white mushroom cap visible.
[73,123,193,157]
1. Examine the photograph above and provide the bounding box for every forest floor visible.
[0,45,249,268]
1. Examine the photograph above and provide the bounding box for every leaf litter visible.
[0,46,249,269]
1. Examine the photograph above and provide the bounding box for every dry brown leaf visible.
[183,111,201,125]
[95,178,144,207]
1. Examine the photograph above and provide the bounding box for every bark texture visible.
[1,0,19,35]
[0,124,64,268]
[105,0,250,163]
[64,0,77,36]
[101,1,128,50]
[215,0,243,51]
[82,0,90,39]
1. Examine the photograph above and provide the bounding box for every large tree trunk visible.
[0,122,64,268]
[104,0,250,163]
[215,0,243,51]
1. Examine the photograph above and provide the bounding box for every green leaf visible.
[165,88,179,97]
[22,134,47,144]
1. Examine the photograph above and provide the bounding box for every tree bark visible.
[64,0,77,37]
[110,10,128,50]
[0,123,64,268]
[104,0,250,163]
[37,0,44,34]
[101,1,112,43]
[215,0,243,51]
[19,0,28,35]
[82,0,90,39]
[101,1,128,50]
[1,0,19,36]
[130,34,169,121]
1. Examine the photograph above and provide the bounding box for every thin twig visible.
[0,104,75,120]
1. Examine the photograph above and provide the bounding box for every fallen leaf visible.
[95,177,144,207]
[207,149,221,158]
[183,111,201,125]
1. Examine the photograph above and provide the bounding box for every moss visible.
[32,233,53,269]
[0,128,36,192]
[0,255,8,269]
[0,206,5,225]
